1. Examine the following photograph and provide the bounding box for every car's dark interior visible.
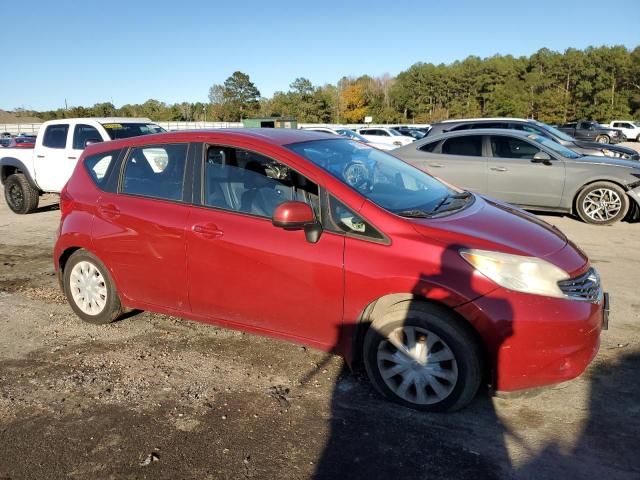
[205,146,319,218]
[442,136,482,156]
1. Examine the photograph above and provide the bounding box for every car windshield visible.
[633,122,640,127]
[533,121,575,142]
[389,129,403,136]
[101,123,166,140]
[527,134,581,159]
[287,139,470,217]
[336,128,370,143]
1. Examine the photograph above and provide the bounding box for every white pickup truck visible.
[0,117,164,213]
[607,120,640,142]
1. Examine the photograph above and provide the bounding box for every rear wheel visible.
[63,250,123,324]
[363,302,483,412]
[595,135,610,144]
[576,182,629,225]
[4,173,39,214]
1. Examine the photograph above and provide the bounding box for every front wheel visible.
[63,250,123,324]
[595,135,610,144]
[363,302,483,412]
[575,182,629,225]
[4,173,39,214]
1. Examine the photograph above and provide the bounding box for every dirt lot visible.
[1,151,640,479]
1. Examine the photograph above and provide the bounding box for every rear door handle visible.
[490,166,508,172]
[98,204,120,218]
[68,156,77,160]
[192,223,224,239]
[429,163,444,168]
[36,155,45,158]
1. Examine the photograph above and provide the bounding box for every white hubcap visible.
[377,326,458,405]
[69,261,108,315]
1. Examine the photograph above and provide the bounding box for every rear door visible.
[487,134,565,207]
[92,142,192,311]
[34,122,73,191]
[410,134,488,193]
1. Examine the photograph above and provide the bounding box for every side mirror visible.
[531,151,552,165]
[272,201,322,243]
[84,138,102,147]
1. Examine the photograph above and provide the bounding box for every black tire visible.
[63,250,123,324]
[4,173,39,214]
[575,181,629,225]
[363,302,483,412]
[595,134,610,144]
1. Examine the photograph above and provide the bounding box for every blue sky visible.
[2,0,639,111]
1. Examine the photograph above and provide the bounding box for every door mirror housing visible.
[531,151,552,165]
[272,201,322,243]
[84,138,102,147]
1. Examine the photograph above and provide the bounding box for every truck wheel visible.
[595,135,610,144]
[576,182,629,225]
[63,250,123,324]
[4,173,39,214]
[636,134,640,142]
[363,302,483,412]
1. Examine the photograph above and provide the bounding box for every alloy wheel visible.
[582,188,622,222]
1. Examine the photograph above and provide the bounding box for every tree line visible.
[16,45,640,125]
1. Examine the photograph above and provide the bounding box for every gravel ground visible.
[1,144,640,479]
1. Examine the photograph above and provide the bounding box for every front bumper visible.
[456,287,606,392]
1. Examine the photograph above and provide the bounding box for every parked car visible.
[54,128,607,412]
[356,127,414,148]
[606,120,640,141]
[558,120,626,144]
[395,129,640,225]
[425,118,639,160]
[0,117,165,214]
[5,136,36,148]
[303,126,395,150]
[0,137,12,148]
[393,126,429,140]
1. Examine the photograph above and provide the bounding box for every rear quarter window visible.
[84,150,120,189]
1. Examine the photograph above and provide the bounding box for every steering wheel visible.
[343,162,370,190]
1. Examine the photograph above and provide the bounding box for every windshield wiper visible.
[431,191,473,214]
[396,209,433,218]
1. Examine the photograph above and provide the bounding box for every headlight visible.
[460,249,570,298]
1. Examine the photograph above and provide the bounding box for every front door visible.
[186,144,344,348]
[487,135,565,207]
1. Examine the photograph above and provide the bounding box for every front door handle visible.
[36,155,45,158]
[192,223,224,239]
[429,163,444,168]
[68,156,77,160]
[490,166,508,172]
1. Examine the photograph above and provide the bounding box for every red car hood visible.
[411,195,569,259]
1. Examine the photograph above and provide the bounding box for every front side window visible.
[121,144,188,201]
[441,136,483,156]
[287,139,467,217]
[203,145,319,218]
[490,136,540,159]
[73,124,102,150]
[42,124,69,149]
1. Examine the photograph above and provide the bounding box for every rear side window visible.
[73,124,103,150]
[441,136,483,156]
[121,144,188,201]
[84,150,119,188]
[42,124,69,149]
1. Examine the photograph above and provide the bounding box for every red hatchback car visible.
[54,129,608,411]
